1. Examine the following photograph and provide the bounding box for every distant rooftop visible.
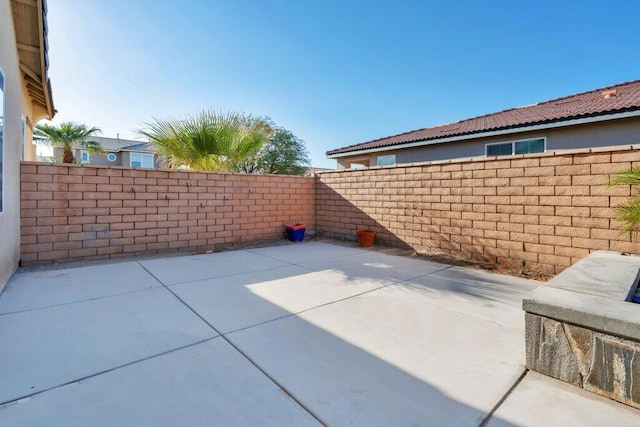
[327,79,640,156]
[88,136,154,153]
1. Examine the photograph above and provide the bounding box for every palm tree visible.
[35,122,102,163]
[609,166,640,238]
[139,110,273,172]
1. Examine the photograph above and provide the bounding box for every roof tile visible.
[327,79,640,155]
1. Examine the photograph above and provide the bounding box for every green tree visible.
[609,166,640,237]
[236,122,311,175]
[139,110,273,172]
[35,122,102,164]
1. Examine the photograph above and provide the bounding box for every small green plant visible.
[609,166,640,238]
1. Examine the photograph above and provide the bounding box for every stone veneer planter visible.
[523,251,640,409]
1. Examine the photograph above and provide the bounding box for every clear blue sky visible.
[45,0,640,168]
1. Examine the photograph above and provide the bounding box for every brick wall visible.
[20,163,314,266]
[317,146,640,275]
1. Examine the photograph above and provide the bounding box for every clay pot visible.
[356,229,376,247]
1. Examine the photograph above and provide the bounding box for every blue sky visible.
[45,1,640,168]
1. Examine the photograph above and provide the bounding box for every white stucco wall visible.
[0,0,35,290]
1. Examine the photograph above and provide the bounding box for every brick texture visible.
[21,146,640,274]
[21,163,315,266]
[316,146,640,275]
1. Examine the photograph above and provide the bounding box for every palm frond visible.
[615,198,640,238]
[35,122,102,162]
[138,110,272,172]
[610,166,640,239]
[608,166,640,187]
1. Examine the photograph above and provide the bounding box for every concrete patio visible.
[0,241,638,426]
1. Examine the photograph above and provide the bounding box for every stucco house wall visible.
[77,151,114,167]
[337,116,640,169]
[0,0,54,290]
[0,0,36,289]
[53,148,157,168]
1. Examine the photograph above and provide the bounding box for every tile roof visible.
[327,79,640,156]
[86,136,154,153]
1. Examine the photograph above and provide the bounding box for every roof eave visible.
[12,0,55,120]
[327,110,640,159]
[37,0,54,118]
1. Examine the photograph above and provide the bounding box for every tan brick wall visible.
[317,146,640,275]
[20,163,315,266]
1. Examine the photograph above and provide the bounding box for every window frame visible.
[129,152,154,168]
[106,153,117,162]
[376,154,396,167]
[0,67,5,215]
[485,137,546,157]
[79,150,90,164]
[21,115,26,161]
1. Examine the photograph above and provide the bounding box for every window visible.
[0,68,4,213]
[377,154,396,166]
[486,143,513,156]
[130,153,154,168]
[514,138,545,155]
[79,151,90,164]
[486,138,545,157]
[106,153,117,162]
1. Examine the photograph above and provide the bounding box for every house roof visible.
[89,136,155,153]
[327,79,640,157]
[11,0,55,120]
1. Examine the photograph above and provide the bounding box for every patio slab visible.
[401,268,540,329]
[0,287,215,404]
[139,249,290,285]
[226,283,526,426]
[171,265,391,334]
[299,249,452,282]
[489,371,640,427]
[0,261,160,314]
[0,339,320,427]
[247,241,366,264]
[0,241,638,425]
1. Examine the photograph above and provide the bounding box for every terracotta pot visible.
[356,229,376,247]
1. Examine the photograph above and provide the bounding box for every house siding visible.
[336,116,640,169]
[78,151,116,167]
[0,0,37,289]
[54,148,157,168]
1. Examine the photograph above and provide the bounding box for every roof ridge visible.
[533,78,640,105]
[88,135,145,142]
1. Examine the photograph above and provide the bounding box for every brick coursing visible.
[20,163,315,266]
[21,146,640,274]
[316,146,640,275]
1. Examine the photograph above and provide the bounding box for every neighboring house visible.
[327,80,640,169]
[53,136,159,168]
[305,166,333,176]
[0,0,55,288]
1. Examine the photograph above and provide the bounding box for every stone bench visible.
[523,251,640,409]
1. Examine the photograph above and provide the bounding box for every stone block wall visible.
[317,145,640,274]
[20,163,315,266]
[526,313,640,409]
